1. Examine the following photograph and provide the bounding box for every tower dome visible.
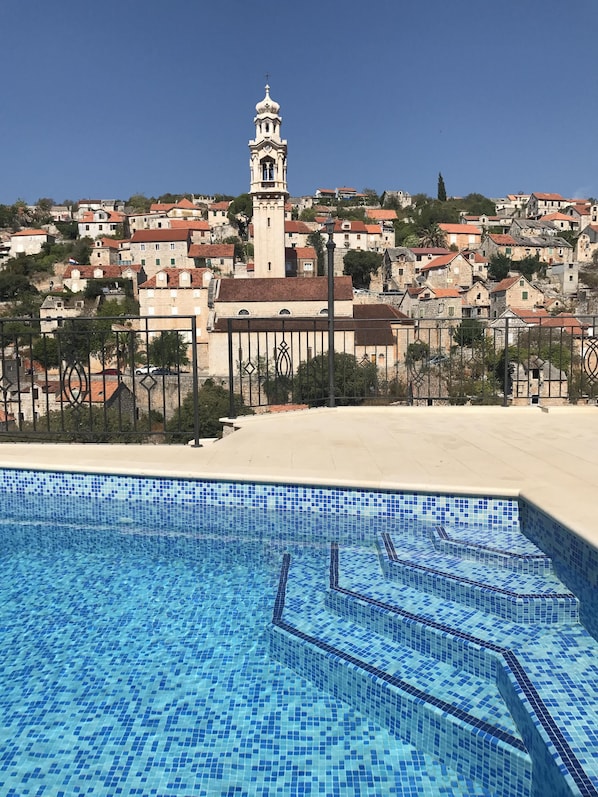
[255,84,280,116]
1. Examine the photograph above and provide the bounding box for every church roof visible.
[216,276,353,302]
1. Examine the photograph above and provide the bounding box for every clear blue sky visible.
[1,0,597,205]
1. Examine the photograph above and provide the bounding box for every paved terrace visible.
[0,405,596,549]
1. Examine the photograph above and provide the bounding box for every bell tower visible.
[249,85,288,278]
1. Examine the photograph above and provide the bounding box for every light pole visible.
[324,215,336,407]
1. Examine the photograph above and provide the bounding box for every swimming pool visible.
[0,469,596,796]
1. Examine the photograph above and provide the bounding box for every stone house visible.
[438,223,482,250]
[489,275,545,318]
[188,244,235,275]
[9,228,55,257]
[62,264,142,298]
[460,283,490,319]
[526,192,569,218]
[91,237,121,266]
[138,268,214,371]
[576,224,598,263]
[397,286,462,321]
[129,229,192,278]
[416,252,477,290]
[77,209,126,239]
[284,246,317,278]
[372,247,418,293]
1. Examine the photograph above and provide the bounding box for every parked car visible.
[135,366,177,376]
[96,368,121,375]
[150,367,177,376]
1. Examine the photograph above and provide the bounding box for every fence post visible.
[227,318,237,419]
[190,316,201,447]
[503,316,510,407]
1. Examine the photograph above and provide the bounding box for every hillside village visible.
[0,85,597,428]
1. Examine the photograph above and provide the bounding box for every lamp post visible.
[324,215,336,407]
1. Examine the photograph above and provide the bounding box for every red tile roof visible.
[170,220,210,230]
[139,268,211,289]
[188,244,235,259]
[532,192,565,201]
[489,234,517,245]
[12,228,50,237]
[209,201,231,211]
[439,223,482,235]
[285,220,313,234]
[366,209,398,221]
[216,276,353,302]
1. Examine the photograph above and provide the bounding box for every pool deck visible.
[0,405,596,550]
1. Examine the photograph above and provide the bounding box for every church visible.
[206,85,359,378]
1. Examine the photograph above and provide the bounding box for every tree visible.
[580,250,598,291]
[342,250,382,289]
[417,224,447,248]
[31,336,60,369]
[488,253,512,281]
[299,207,318,222]
[362,188,380,205]
[306,230,325,276]
[222,236,244,262]
[126,194,153,213]
[228,193,252,239]
[0,272,38,301]
[452,318,485,347]
[462,193,496,216]
[516,255,545,280]
[293,352,378,406]
[166,379,253,441]
[147,331,189,370]
[437,173,447,202]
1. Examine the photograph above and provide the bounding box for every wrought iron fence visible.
[0,315,201,444]
[2,312,596,442]
[225,314,598,416]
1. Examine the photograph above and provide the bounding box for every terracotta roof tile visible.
[216,276,353,302]
[188,244,234,258]
[139,268,211,289]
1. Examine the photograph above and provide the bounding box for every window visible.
[155,244,160,251]
[155,259,160,266]
[506,247,511,255]
[170,243,175,250]
[448,306,455,317]
[85,225,90,231]
[522,291,528,300]
[99,224,103,231]
[238,309,250,315]
[141,244,146,251]
[141,259,145,266]
[279,308,291,315]
[170,258,175,265]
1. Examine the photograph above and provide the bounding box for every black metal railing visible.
[0,315,201,444]
[1,313,596,442]
[225,313,598,416]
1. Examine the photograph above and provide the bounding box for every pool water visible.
[0,474,596,797]
[0,501,492,796]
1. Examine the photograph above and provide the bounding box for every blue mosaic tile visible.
[0,467,595,796]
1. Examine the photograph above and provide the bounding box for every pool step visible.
[379,531,579,625]
[270,553,532,797]
[429,525,554,575]
[330,542,598,797]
